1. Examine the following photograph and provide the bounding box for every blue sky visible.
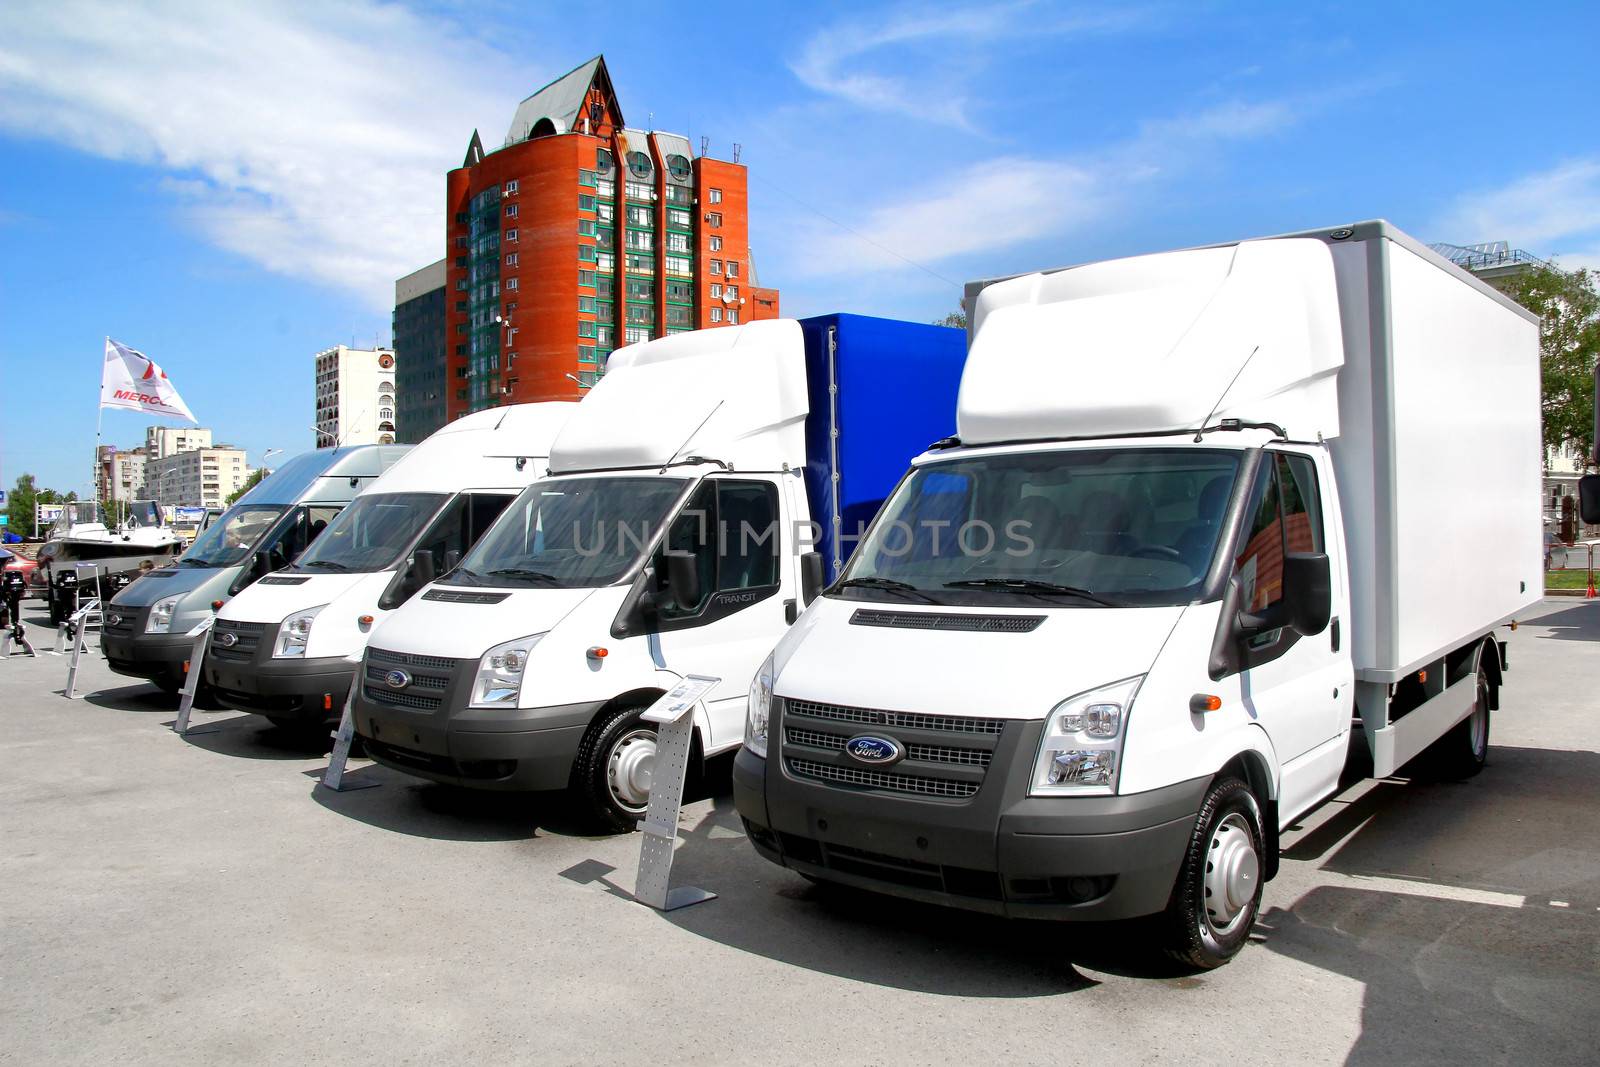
[3,1,1598,496]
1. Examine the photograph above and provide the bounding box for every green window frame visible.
[578,169,598,188]
[578,219,597,236]
[578,270,597,288]
[579,194,596,212]
[578,244,598,263]
[578,321,597,339]
[579,296,596,313]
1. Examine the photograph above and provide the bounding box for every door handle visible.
[1330,617,1341,653]
[784,598,798,624]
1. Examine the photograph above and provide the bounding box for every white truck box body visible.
[964,221,1542,681]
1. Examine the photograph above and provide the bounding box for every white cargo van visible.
[353,316,966,831]
[203,403,572,733]
[735,222,1543,968]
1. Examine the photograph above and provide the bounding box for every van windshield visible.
[838,447,1241,608]
[291,493,448,573]
[178,505,288,568]
[444,476,689,589]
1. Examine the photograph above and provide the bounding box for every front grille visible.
[421,589,510,605]
[212,619,267,661]
[368,646,455,671]
[786,758,979,798]
[784,727,991,768]
[103,610,139,637]
[786,699,1004,736]
[361,645,458,711]
[850,609,1045,633]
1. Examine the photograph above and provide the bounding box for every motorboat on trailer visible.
[40,500,182,622]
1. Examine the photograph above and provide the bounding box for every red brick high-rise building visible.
[444,55,780,419]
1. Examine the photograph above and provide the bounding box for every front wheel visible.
[1426,664,1491,780]
[1156,776,1265,969]
[570,705,658,834]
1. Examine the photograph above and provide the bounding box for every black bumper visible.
[734,705,1208,922]
[206,655,355,720]
[102,614,193,683]
[351,649,600,791]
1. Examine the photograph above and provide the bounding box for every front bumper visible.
[734,700,1208,921]
[206,651,355,720]
[351,648,600,791]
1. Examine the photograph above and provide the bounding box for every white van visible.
[203,403,572,732]
[734,222,1542,968]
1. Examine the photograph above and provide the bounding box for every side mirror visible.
[800,551,824,606]
[1281,552,1332,637]
[1580,473,1600,526]
[665,552,701,611]
[411,548,437,587]
[252,550,272,579]
[442,549,462,573]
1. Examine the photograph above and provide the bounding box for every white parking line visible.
[1320,870,1527,909]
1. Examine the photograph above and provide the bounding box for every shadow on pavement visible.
[308,775,589,842]
[172,714,334,761]
[83,684,180,714]
[1526,600,1600,642]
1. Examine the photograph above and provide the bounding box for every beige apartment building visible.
[148,447,253,509]
[145,425,213,460]
[315,345,397,447]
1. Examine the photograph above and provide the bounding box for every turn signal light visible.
[587,646,608,659]
[1189,694,1222,713]
[324,694,333,710]
[211,600,224,611]
[358,615,374,626]
[1417,669,1428,684]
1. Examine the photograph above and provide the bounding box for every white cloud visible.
[1438,159,1600,254]
[790,2,1149,128]
[0,1,527,309]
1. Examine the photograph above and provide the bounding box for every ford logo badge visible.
[845,735,903,765]
[216,631,237,648]
[385,669,411,690]
[108,614,122,626]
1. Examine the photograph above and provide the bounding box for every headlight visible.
[469,633,545,708]
[145,595,182,633]
[1030,676,1143,796]
[272,605,327,658]
[745,652,775,757]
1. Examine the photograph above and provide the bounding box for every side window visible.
[655,480,780,618]
[1275,453,1324,555]
[280,505,341,563]
[1233,461,1283,614]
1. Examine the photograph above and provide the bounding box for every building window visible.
[504,203,519,218]
[709,236,722,252]
[505,252,519,267]
[626,151,652,179]
[596,300,614,321]
[709,188,723,204]
[626,204,652,227]
[706,212,722,228]
[666,232,689,253]
[597,250,615,271]
[667,305,692,327]
[579,270,597,287]
[578,321,597,338]
[667,208,691,229]
[665,185,692,206]
[578,371,600,388]
[728,310,740,324]
[596,275,614,298]
[455,212,469,225]
[579,169,598,187]
[504,180,519,195]
[726,260,740,279]
[665,255,691,276]
[597,148,614,174]
[710,307,723,323]
[625,326,650,345]
[597,201,614,223]
[578,346,598,364]
[626,304,655,324]
[725,284,739,299]
[506,277,519,290]
[596,324,614,346]
[379,408,394,420]
[710,283,722,298]
[626,230,654,251]
[578,219,597,236]
[625,181,654,202]
[579,296,596,313]
[455,235,468,249]
[596,177,614,198]
[505,228,518,241]
[710,259,722,276]
[626,278,653,301]
[578,244,598,263]
[625,253,653,272]
[666,280,693,303]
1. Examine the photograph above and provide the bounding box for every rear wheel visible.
[1156,776,1265,969]
[570,704,657,834]
[1427,664,1491,780]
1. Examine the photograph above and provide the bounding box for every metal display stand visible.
[60,600,101,699]
[171,616,216,735]
[632,674,721,912]
[319,668,380,791]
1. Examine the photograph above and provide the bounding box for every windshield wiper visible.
[301,560,349,571]
[835,576,938,603]
[178,557,214,567]
[944,578,1116,606]
[486,567,562,585]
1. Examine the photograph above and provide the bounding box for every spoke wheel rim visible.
[1202,811,1259,938]
[606,727,657,813]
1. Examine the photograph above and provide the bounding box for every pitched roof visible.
[504,55,618,144]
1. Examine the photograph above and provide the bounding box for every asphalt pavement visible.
[2,598,1596,1065]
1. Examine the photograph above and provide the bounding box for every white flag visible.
[100,338,197,422]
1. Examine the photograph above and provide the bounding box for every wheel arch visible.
[1214,733,1280,881]
[586,683,706,766]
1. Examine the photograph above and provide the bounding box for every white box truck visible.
[734,221,1543,968]
[202,403,573,734]
[353,316,966,831]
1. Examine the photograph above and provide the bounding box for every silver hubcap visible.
[1468,682,1488,757]
[1203,812,1259,936]
[606,728,656,812]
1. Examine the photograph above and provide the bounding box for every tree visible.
[933,307,968,329]
[5,475,72,538]
[1495,264,1600,466]
[226,468,267,506]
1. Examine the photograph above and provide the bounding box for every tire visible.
[569,704,657,835]
[152,674,183,695]
[1156,776,1265,969]
[1427,664,1491,780]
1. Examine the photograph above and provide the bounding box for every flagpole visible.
[94,337,106,521]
